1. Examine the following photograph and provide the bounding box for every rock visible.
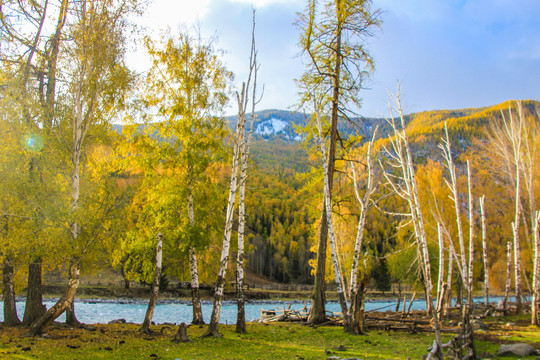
[472,320,489,330]
[333,345,348,351]
[108,319,126,324]
[327,357,341,360]
[497,343,536,357]
[505,322,516,327]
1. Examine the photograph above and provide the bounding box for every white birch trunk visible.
[205,116,243,337]
[382,90,443,356]
[436,223,445,313]
[348,127,378,297]
[187,180,204,325]
[532,210,540,326]
[445,245,454,317]
[512,172,523,312]
[236,110,254,334]
[140,233,163,333]
[504,241,513,308]
[479,196,489,306]
[466,161,475,304]
[441,123,468,296]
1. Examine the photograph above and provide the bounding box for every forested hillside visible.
[239,100,540,294]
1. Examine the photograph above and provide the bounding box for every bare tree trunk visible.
[236,140,248,334]
[66,302,80,326]
[479,196,489,306]
[27,261,80,336]
[383,90,443,358]
[23,257,45,325]
[236,112,254,334]
[140,233,163,334]
[3,256,21,325]
[460,161,476,360]
[504,241,513,309]
[188,247,204,325]
[444,246,454,318]
[187,181,204,325]
[436,223,445,314]
[531,211,540,326]
[204,95,244,338]
[349,271,368,334]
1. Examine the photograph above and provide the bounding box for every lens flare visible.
[22,134,45,152]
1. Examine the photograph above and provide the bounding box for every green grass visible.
[0,319,538,359]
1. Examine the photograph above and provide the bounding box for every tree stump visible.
[172,322,191,343]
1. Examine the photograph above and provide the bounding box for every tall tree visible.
[235,10,260,334]
[142,28,231,325]
[381,88,443,358]
[27,0,138,336]
[295,0,381,324]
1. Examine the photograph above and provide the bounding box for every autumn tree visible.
[141,28,230,325]
[295,0,381,324]
[27,0,139,336]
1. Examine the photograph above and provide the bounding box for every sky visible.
[131,0,540,117]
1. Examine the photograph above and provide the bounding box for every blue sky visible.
[134,0,540,117]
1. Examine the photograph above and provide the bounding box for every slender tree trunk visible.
[204,112,243,338]
[460,161,476,360]
[383,95,443,357]
[236,126,251,334]
[3,256,21,325]
[187,182,204,325]
[27,261,80,336]
[504,241,513,309]
[23,258,46,325]
[444,246,454,317]
[188,247,204,325]
[479,196,490,306]
[140,233,163,334]
[436,223,445,314]
[531,211,540,326]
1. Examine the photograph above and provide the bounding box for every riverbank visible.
[1,314,539,359]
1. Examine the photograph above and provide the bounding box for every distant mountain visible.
[225,109,389,142]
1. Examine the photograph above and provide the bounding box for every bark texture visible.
[27,262,80,336]
[23,258,46,325]
[139,233,163,334]
[3,256,21,325]
[480,196,490,306]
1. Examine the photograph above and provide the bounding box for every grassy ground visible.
[0,316,539,360]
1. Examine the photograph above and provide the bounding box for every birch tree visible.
[479,196,490,306]
[295,0,381,324]
[236,11,259,334]
[381,88,443,358]
[28,0,139,336]
[440,124,477,359]
[488,102,526,313]
[532,211,540,326]
[347,127,378,334]
[142,28,231,325]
